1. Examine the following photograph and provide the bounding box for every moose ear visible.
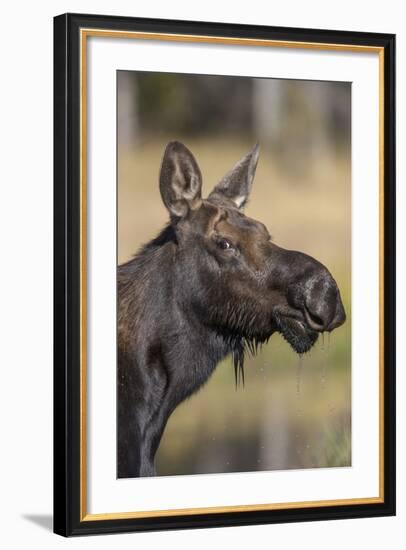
[159,141,203,218]
[209,144,260,210]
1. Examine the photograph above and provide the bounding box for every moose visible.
[117,141,346,478]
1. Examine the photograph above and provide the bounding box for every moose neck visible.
[119,225,235,393]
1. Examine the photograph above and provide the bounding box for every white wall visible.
[0,1,403,547]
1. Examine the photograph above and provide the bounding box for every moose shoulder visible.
[117,141,346,478]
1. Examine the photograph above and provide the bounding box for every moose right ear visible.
[208,144,259,211]
[159,141,203,218]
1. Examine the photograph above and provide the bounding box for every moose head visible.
[159,141,346,365]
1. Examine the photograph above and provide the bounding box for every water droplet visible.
[296,355,303,395]
[320,335,329,391]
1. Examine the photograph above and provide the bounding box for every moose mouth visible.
[273,312,319,355]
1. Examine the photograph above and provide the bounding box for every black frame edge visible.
[60,11,395,46]
[69,503,395,537]
[382,33,396,518]
[53,13,69,536]
[53,13,396,537]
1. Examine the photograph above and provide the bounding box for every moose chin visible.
[117,141,346,478]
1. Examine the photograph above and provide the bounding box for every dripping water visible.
[294,354,304,461]
[320,332,327,391]
[296,354,304,396]
[319,331,335,464]
[325,332,333,417]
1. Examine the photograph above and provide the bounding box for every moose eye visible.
[216,237,234,251]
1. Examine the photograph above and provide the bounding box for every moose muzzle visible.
[282,250,346,333]
[268,245,346,353]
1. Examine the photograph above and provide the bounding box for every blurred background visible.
[117,71,351,476]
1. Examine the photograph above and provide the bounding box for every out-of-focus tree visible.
[117,71,139,146]
[118,71,350,181]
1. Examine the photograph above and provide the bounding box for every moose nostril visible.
[306,309,325,328]
[287,276,345,333]
[328,298,346,331]
[303,306,327,331]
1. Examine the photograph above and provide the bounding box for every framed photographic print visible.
[53,13,396,536]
